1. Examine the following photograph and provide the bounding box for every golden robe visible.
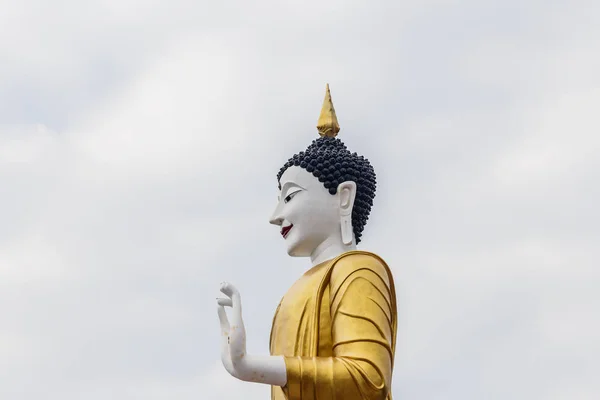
[270,251,397,400]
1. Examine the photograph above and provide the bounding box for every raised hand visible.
[217,282,247,378]
[216,282,287,386]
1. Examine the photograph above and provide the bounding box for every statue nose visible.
[269,201,284,226]
[269,214,283,226]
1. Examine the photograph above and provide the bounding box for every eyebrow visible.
[279,182,304,198]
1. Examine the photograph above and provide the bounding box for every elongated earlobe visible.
[338,181,357,245]
[341,214,353,245]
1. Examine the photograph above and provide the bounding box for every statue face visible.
[269,166,341,257]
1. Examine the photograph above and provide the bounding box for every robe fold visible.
[270,251,397,400]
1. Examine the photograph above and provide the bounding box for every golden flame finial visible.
[317,83,340,137]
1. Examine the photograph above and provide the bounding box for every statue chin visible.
[285,234,319,258]
[286,240,313,258]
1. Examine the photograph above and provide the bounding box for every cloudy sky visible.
[1,0,599,399]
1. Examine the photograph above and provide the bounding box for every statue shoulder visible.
[330,250,392,288]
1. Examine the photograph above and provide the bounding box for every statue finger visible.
[219,283,243,348]
[220,282,242,315]
[217,297,233,307]
[219,282,239,299]
[217,304,230,333]
[219,282,234,297]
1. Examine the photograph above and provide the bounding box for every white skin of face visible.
[216,166,359,388]
[269,166,357,266]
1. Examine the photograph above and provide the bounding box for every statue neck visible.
[310,236,357,266]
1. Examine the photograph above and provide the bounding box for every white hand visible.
[217,282,247,377]
[216,281,287,386]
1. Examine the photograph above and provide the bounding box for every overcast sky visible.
[1,0,599,399]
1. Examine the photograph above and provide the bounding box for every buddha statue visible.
[216,85,397,400]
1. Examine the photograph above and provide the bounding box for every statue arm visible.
[282,255,396,400]
[230,354,287,386]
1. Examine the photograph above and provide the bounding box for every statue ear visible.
[337,181,357,245]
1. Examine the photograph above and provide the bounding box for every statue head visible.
[269,85,377,260]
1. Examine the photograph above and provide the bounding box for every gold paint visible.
[270,251,397,400]
[316,84,341,137]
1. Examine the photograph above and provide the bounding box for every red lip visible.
[281,224,293,238]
